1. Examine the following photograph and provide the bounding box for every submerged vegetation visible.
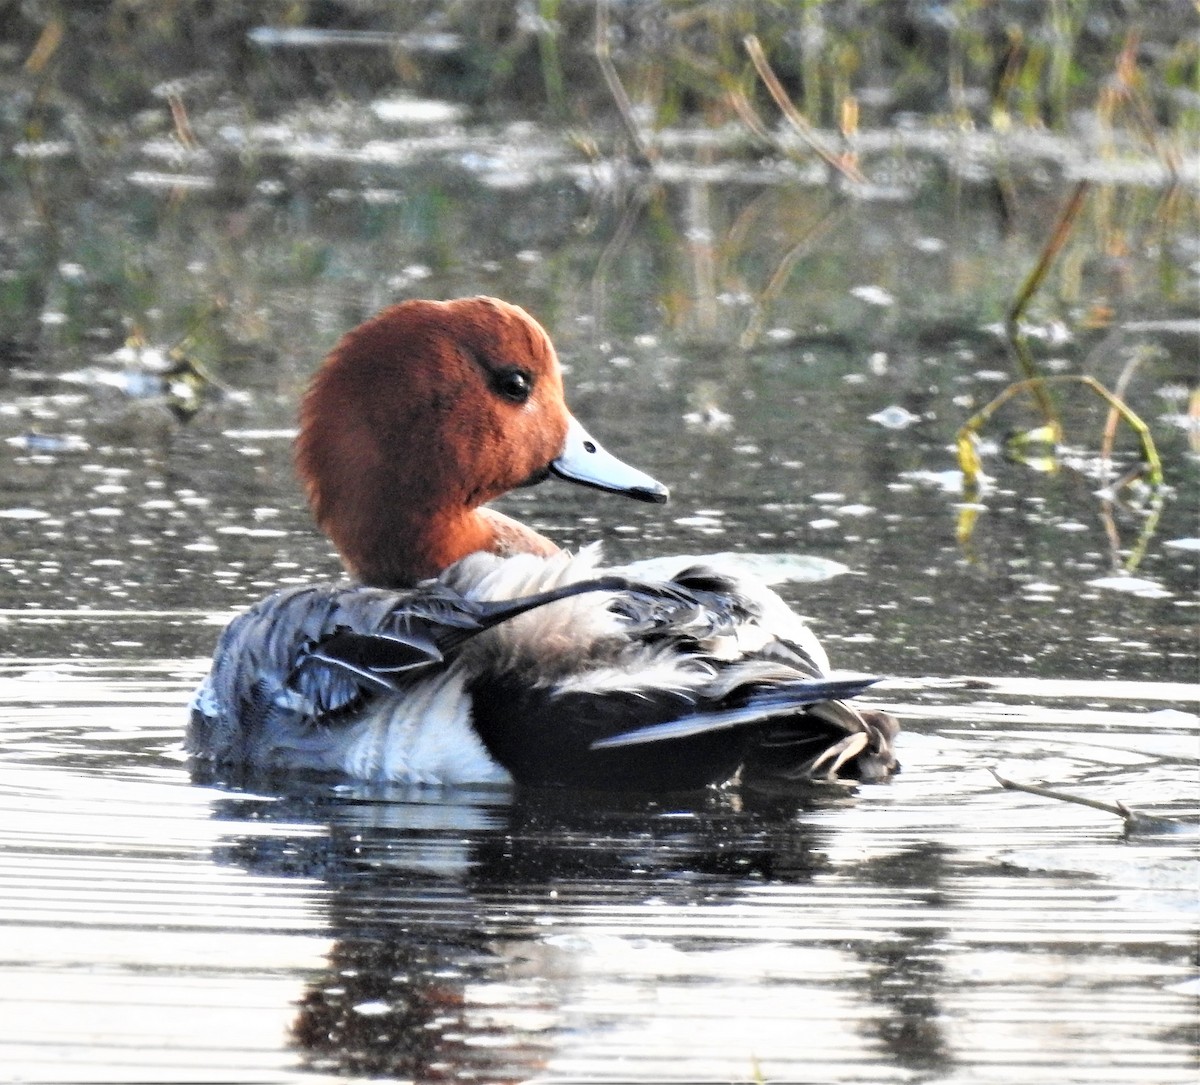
[5,1,1195,335]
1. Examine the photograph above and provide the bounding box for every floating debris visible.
[370,97,467,125]
[683,404,733,431]
[990,769,1197,838]
[1087,574,1172,599]
[849,284,895,307]
[673,514,724,533]
[899,468,986,493]
[869,405,919,429]
[127,170,216,191]
[56,344,220,423]
[247,27,461,51]
[6,433,88,454]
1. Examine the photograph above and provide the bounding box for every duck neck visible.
[337,501,559,588]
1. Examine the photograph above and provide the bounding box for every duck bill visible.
[550,416,669,504]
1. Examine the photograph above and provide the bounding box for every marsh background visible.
[0,2,1197,1082]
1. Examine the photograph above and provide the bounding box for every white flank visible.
[340,668,511,785]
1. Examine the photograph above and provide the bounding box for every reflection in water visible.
[850,846,955,1075]
[183,675,1200,1081]
[206,782,873,1080]
[293,932,545,1081]
[204,779,959,1081]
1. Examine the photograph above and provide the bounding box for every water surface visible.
[0,661,1196,1082]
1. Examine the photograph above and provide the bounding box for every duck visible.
[188,296,899,790]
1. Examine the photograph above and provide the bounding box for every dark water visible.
[1,3,1197,1081]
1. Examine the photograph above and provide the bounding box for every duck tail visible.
[589,675,900,783]
[589,675,879,748]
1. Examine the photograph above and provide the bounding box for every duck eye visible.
[492,367,533,404]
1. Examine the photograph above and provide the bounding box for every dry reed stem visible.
[739,206,846,350]
[23,17,63,74]
[594,0,653,165]
[1009,180,1091,326]
[742,34,865,185]
[1100,348,1151,471]
[168,93,198,152]
[990,768,1127,818]
[1005,179,1092,434]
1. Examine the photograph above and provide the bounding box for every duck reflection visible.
[849,845,956,1075]
[199,769,951,1080]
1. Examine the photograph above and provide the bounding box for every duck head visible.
[295,297,668,587]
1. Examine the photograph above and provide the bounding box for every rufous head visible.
[295,297,667,586]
